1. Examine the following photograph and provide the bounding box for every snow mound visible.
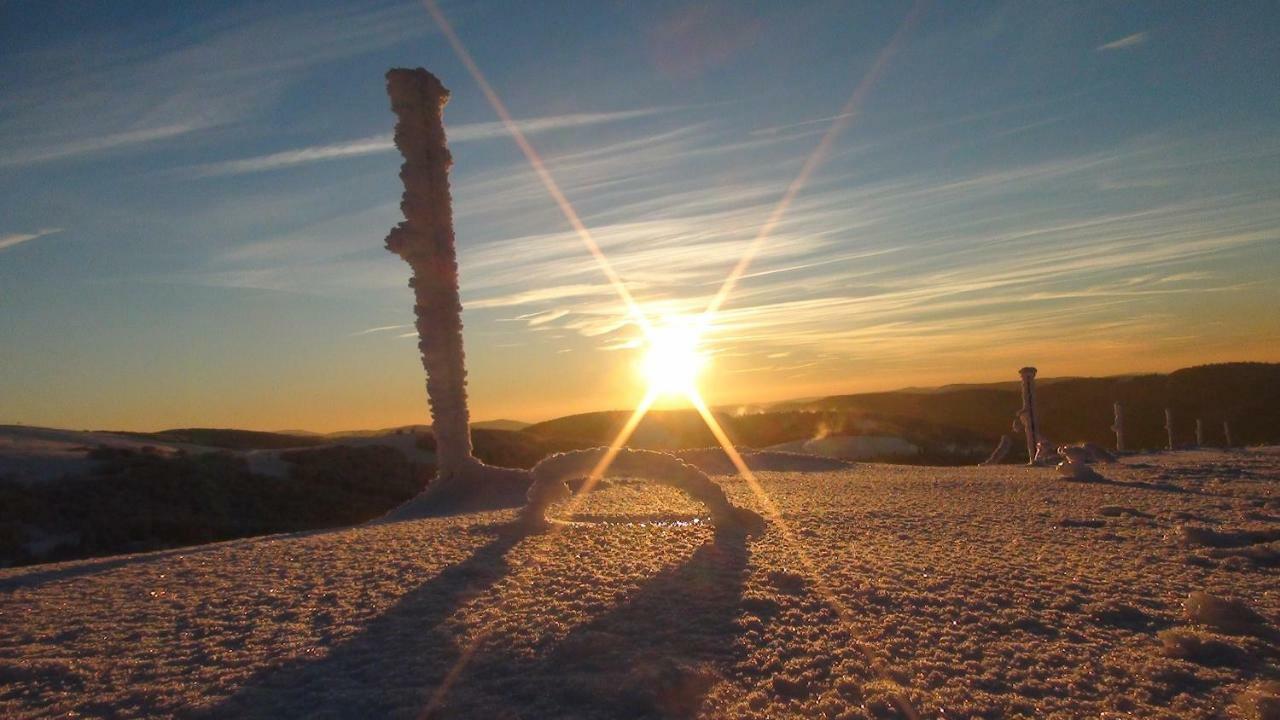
[524,448,763,531]
[1236,680,1280,720]
[1157,627,1248,666]
[1179,525,1280,548]
[1184,591,1271,636]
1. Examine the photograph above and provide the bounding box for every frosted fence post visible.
[1164,409,1174,451]
[1223,421,1233,448]
[1018,367,1040,465]
[1111,401,1125,452]
[1195,418,1204,447]
[384,68,474,478]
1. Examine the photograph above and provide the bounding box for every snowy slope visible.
[2,448,1278,718]
[0,425,436,483]
[0,425,200,483]
[765,434,921,460]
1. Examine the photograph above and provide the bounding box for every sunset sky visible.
[2,1,1278,432]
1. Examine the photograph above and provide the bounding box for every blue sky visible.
[2,0,1278,431]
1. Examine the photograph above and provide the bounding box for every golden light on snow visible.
[639,317,708,397]
[418,1,926,716]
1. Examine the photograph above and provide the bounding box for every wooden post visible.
[1223,420,1233,448]
[1018,367,1040,465]
[1164,409,1175,451]
[1111,402,1125,452]
[1195,418,1204,447]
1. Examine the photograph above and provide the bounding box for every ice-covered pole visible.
[384,68,473,476]
[1164,409,1175,451]
[1195,418,1204,447]
[1111,401,1125,453]
[1018,367,1040,465]
[1223,421,1233,448]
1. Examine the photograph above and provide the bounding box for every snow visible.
[0,425,195,483]
[2,447,1278,718]
[765,435,919,460]
[0,425,437,483]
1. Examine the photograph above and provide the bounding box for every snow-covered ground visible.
[0,425,197,483]
[766,435,921,460]
[2,448,1278,718]
[0,425,436,483]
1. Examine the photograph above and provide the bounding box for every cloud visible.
[191,135,394,177]
[349,324,412,337]
[1097,32,1148,51]
[0,228,63,252]
[152,108,1279,383]
[523,309,571,326]
[450,131,1280,372]
[0,3,432,167]
[467,284,625,310]
[0,125,198,168]
[187,108,668,177]
[749,112,856,137]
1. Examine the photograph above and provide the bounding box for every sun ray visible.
[689,393,922,719]
[420,0,651,334]
[698,0,924,328]
[413,2,929,714]
[416,390,657,719]
[560,388,658,511]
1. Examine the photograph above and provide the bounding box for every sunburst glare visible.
[639,317,708,398]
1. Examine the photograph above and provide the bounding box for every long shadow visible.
[433,527,753,719]
[1061,474,1204,496]
[0,530,326,594]
[189,521,530,719]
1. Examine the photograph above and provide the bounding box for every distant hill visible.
[802,362,1280,453]
[522,362,1280,462]
[522,407,990,464]
[471,419,530,431]
[118,428,328,450]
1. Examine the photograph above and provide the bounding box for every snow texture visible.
[524,448,764,531]
[3,447,1278,719]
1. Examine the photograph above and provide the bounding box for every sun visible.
[640,318,708,397]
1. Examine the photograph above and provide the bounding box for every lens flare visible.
[414,0,924,715]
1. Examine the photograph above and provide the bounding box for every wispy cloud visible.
[187,108,668,177]
[349,324,412,337]
[0,228,63,252]
[0,3,432,168]
[1097,32,1148,51]
[0,125,198,168]
[151,106,1280,385]
[191,135,394,178]
[749,112,856,137]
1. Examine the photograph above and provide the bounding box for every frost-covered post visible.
[1018,367,1040,465]
[377,68,535,518]
[384,68,473,476]
[1223,421,1233,448]
[1195,418,1204,447]
[1111,401,1125,452]
[1164,409,1175,451]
